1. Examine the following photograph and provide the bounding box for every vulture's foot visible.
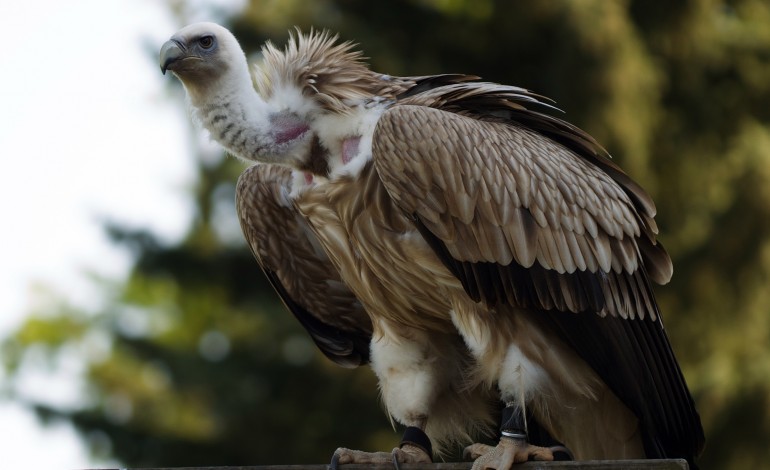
[330,445,431,470]
[464,437,561,470]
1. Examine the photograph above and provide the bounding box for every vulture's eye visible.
[199,36,215,49]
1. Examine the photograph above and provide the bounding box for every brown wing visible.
[373,102,668,320]
[371,97,703,462]
[236,164,372,368]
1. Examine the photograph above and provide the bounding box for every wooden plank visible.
[91,459,688,470]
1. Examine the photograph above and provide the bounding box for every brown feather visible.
[236,164,372,366]
[255,29,410,112]
[374,105,656,288]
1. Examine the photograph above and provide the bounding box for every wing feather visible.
[373,104,668,318]
[236,164,372,367]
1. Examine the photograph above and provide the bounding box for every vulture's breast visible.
[313,162,461,333]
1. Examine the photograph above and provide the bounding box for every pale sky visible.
[0,0,243,467]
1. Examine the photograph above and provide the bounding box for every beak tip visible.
[159,39,184,76]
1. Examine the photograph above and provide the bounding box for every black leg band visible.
[400,426,433,460]
[500,404,527,440]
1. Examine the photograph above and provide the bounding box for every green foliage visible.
[3,0,770,468]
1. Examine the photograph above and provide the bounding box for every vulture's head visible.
[160,22,250,102]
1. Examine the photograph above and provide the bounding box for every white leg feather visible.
[370,318,454,427]
[370,317,496,454]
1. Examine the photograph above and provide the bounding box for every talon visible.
[329,452,341,470]
[391,449,402,470]
[549,445,574,461]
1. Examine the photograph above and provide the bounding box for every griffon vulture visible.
[160,22,704,469]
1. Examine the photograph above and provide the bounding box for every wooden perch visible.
[93,459,689,470]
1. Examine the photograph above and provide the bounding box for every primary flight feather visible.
[161,22,704,468]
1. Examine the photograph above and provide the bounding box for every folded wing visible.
[236,164,372,367]
[371,91,703,460]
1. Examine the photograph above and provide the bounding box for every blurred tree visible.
[3,0,770,468]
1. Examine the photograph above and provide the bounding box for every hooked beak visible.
[159,39,185,75]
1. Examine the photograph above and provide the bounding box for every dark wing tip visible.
[236,165,372,368]
[263,268,371,368]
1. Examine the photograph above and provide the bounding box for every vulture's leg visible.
[464,403,572,469]
[450,302,572,469]
[331,321,443,467]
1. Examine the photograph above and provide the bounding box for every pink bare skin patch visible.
[304,172,314,184]
[271,113,310,144]
[342,136,361,164]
